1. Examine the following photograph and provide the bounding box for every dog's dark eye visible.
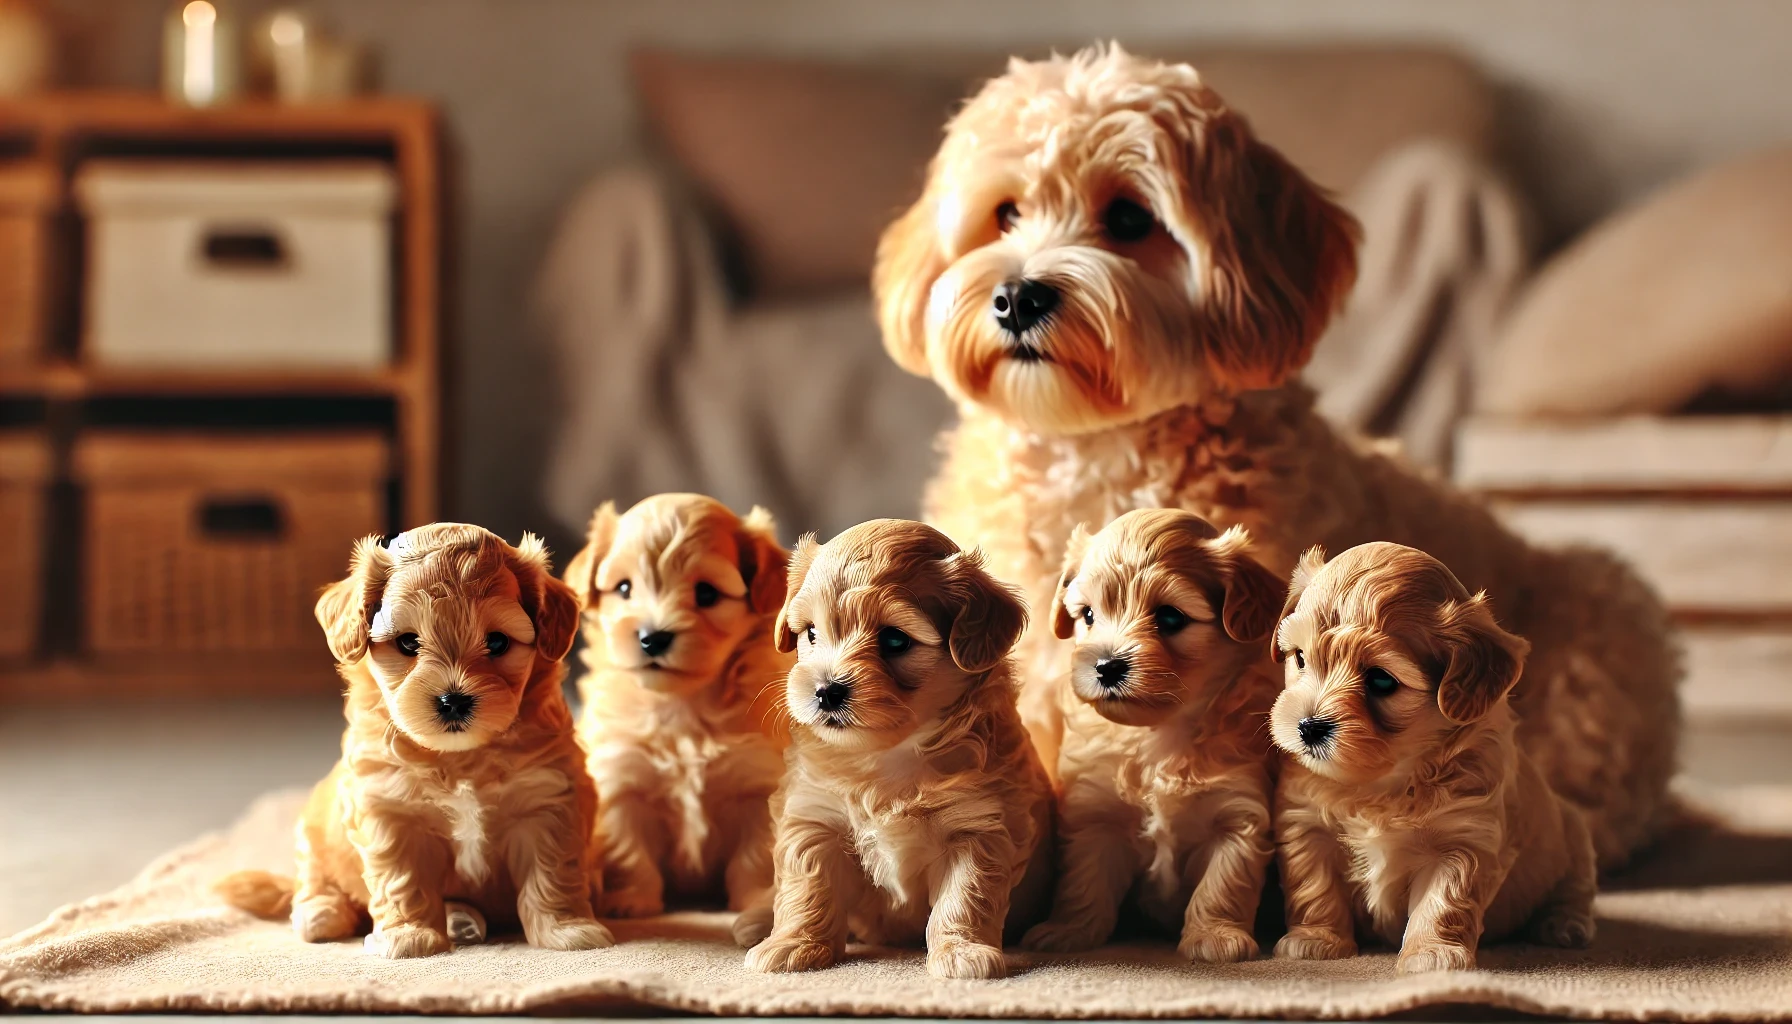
[877,627,912,657]
[616,580,631,599]
[694,582,719,608]
[1363,666,1400,697]
[805,624,817,645]
[1103,197,1155,242]
[485,632,510,658]
[395,633,421,657]
[1082,606,1094,627]
[1153,605,1189,634]
[996,200,1019,233]
[1294,649,1306,670]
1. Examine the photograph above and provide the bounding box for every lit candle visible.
[182,1,216,105]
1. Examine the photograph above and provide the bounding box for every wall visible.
[40,0,1792,549]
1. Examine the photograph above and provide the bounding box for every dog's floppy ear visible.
[737,506,790,617]
[1434,593,1530,724]
[315,535,392,663]
[944,547,1029,673]
[1270,545,1327,662]
[1203,525,1283,644]
[873,186,947,377]
[513,533,580,662]
[1052,524,1093,640]
[562,501,619,608]
[772,533,821,654]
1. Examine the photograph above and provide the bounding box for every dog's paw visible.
[1178,923,1259,963]
[444,902,487,946]
[600,888,664,919]
[1020,919,1106,954]
[1531,907,1597,949]
[363,923,451,959]
[1397,940,1475,974]
[291,895,357,942]
[928,938,1008,980]
[1274,926,1357,961]
[731,906,774,948]
[744,935,836,973]
[528,916,616,951]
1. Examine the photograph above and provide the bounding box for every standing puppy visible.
[744,519,1053,980]
[216,525,612,958]
[1270,542,1597,973]
[1022,509,1283,962]
[563,494,790,946]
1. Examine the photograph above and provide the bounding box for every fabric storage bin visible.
[0,432,49,659]
[75,432,388,655]
[0,165,54,365]
[75,161,397,369]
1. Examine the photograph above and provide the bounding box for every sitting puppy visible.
[216,524,612,958]
[1270,542,1597,973]
[562,494,790,945]
[743,519,1054,980]
[1022,509,1283,962]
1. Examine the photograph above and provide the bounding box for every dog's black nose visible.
[1297,716,1335,748]
[638,629,675,657]
[993,279,1059,336]
[436,690,477,726]
[815,680,851,714]
[1093,657,1129,689]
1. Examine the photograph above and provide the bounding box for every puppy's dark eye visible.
[694,582,719,608]
[805,624,817,645]
[485,632,510,657]
[877,627,912,657]
[996,200,1020,233]
[1363,666,1399,697]
[617,580,631,599]
[1153,605,1189,634]
[1294,649,1306,670]
[395,633,421,657]
[1103,197,1155,242]
[1082,606,1094,627]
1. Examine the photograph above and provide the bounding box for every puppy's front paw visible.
[291,895,357,942]
[363,923,451,959]
[600,887,664,919]
[744,935,836,973]
[927,939,1008,980]
[1178,923,1259,963]
[1274,926,1357,960]
[1531,907,1597,949]
[444,901,487,946]
[731,906,774,948]
[529,916,616,951]
[1397,940,1475,974]
[1021,919,1106,954]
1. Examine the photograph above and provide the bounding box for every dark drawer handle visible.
[197,497,286,540]
[201,227,288,268]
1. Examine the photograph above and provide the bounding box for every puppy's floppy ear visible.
[562,501,619,608]
[772,533,821,654]
[1434,593,1530,724]
[1271,545,1327,662]
[1203,526,1283,644]
[513,533,580,662]
[1052,524,1093,640]
[315,535,392,663]
[944,547,1029,673]
[737,506,790,616]
[873,186,947,377]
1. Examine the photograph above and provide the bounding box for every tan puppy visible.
[1270,542,1597,973]
[1022,509,1283,962]
[874,42,1678,869]
[563,494,790,945]
[743,519,1053,980]
[216,524,612,958]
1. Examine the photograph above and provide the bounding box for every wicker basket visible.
[0,432,50,660]
[75,432,388,656]
[0,166,54,365]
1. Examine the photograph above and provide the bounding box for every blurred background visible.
[3,0,1791,935]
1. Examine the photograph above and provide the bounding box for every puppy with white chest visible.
[216,524,612,958]
[1270,542,1597,973]
[744,519,1054,980]
[563,494,790,944]
[1022,509,1284,962]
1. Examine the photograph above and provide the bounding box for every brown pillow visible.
[1478,148,1792,417]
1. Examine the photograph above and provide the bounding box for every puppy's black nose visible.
[992,279,1059,336]
[1094,657,1129,690]
[436,690,476,726]
[638,629,675,657]
[1297,716,1335,748]
[815,680,851,714]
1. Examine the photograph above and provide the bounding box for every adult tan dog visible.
[872,42,1677,869]
[563,494,790,946]
[1022,509,1283,962]
[743,519,1053,980]
[216,524,610,958]
[1269,542,1597,972]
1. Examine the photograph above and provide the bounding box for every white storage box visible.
[76,161,397,369]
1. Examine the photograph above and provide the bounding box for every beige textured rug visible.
[4,786,1792,1019]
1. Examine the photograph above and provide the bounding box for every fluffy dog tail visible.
[214,870,296,919]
